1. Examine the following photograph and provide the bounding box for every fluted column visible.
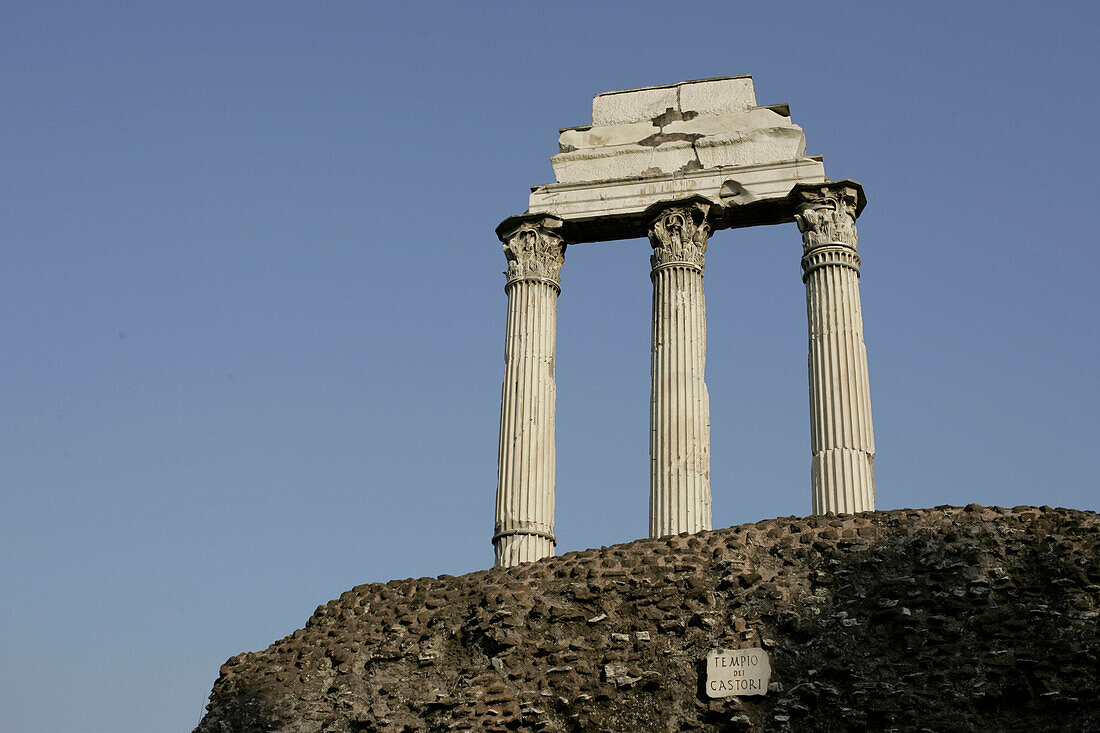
[648,201,712,537]
[793,181,876,514]
[493,216,565,567]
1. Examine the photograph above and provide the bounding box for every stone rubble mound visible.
[196,505,1100,732]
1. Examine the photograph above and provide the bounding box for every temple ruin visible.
[493,76,875,567]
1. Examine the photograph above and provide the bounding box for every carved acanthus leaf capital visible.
[792,183,862,251]
[648,202,711,272]
[501,220,566,286]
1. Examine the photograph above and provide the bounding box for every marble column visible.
[648,201,712,537]
[493,216,566,567]
[793,181,876,514]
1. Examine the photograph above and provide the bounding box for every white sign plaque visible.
[705,647,771,697]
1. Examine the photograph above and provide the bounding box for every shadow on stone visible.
[195,506,1100,732]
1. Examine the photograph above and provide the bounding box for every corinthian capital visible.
[790,181,866,251]
[498,216,566,286]
[647,200,711,272]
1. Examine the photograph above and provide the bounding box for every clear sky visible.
[2,2,1097,730]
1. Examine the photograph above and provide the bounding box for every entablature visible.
[510,75,850,244]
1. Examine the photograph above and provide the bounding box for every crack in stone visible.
[651,107,699,128]
[637,131,705,148]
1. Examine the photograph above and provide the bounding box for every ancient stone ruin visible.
[196,506,1100,731]
[494,76,874,567]
[195,78,1100,732]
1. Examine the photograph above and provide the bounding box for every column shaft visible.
[648,202,712,537]
[495,279,558,565]
[493,218,564,566]
[794,183,876,514]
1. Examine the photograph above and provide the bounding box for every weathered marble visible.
[560,77,800,183]
[792,181,876,514]
[494,216,565,566]
[527,75,826,241]
[527,158,826,243]
[648,200,712,537]
[494,78,880,551]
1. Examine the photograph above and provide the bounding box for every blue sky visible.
[2,2,1097,730]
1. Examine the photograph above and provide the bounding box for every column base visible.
[493,528,556,567]
[811,448,875,515]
